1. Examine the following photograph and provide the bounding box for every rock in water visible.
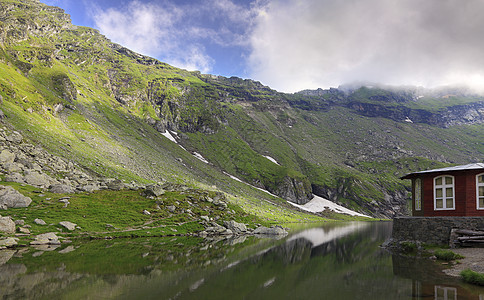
[0,216,15,234]
[31,232,61,245]
[0,250,15,265]
[253,225,288,235]
[0,237,18,248]
[0,185,32,209]
[59,221,77,231]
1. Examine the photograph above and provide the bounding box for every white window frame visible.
[414,178,422,211]
[477,173,484,210]
[434,175,455,211]
[434,285,457,300]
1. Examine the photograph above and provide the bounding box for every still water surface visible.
[2,221,484,299]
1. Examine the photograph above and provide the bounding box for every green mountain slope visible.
[1,0,483,218]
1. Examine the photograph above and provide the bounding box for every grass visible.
[0,181,269,239]
[434,249,465,261]
[461,269,484,286]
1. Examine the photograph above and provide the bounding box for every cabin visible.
[401,163,484,217]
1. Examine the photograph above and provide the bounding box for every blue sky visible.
[41,0,484,93]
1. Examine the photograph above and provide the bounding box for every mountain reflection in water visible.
[2,221,484,299]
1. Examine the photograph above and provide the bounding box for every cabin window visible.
[434,176,454,210]
[414,178,422,211]
[477,173,484,209]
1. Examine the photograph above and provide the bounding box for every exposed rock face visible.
[0,185,32,209]
[0,216,15,234]
[0,127,130,195]
[274,176,313,205]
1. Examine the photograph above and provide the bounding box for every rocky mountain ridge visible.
[296,86,484,128]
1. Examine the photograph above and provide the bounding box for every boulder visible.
[34,218,46,225]
[0,250,15,265]
[0,216,15,234]
[3,162,23,173]
[0,237,18,248]
[253,225,288,235]
[59,221,76,231]
[77,184,100,193]
[106,179,124,191]
[49,184,75,194]
[6,132,23,144]
[143,185,166,197]
[0,185,32,209]
[0,149,15,165]
[24,171,55,188]
[4,172,25,184]
[18,227,30,234]
[223,220,247,234]
[31,232,61,245]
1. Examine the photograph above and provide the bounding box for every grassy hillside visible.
[1,0,483,219]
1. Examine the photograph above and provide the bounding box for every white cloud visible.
[93,1,180,56]
[90,0,262,74]
[169,46,214,74]
[248,0,484,92]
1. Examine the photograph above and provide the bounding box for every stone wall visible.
[392,216,484,246]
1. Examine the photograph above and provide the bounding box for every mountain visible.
[1,0,483,218]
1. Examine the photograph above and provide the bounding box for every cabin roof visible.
[401,163,484,179]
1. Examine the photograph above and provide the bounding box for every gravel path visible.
[443,248,484,277]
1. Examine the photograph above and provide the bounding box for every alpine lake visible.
[2,221,484,299]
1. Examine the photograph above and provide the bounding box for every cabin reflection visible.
[393,254,484,299]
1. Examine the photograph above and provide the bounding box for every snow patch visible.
[263,155,280,165]
[223,172,243,183]
[404,117,413,123]
[161,130,177,143]
[288,194,371,218]
[193,152,209,164]
[287,222,370,248]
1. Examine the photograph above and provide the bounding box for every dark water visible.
[1,221,484,299]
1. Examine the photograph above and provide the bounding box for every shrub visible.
[434,249,464,261]
[461,269,484,286]
[400,241,417,254]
